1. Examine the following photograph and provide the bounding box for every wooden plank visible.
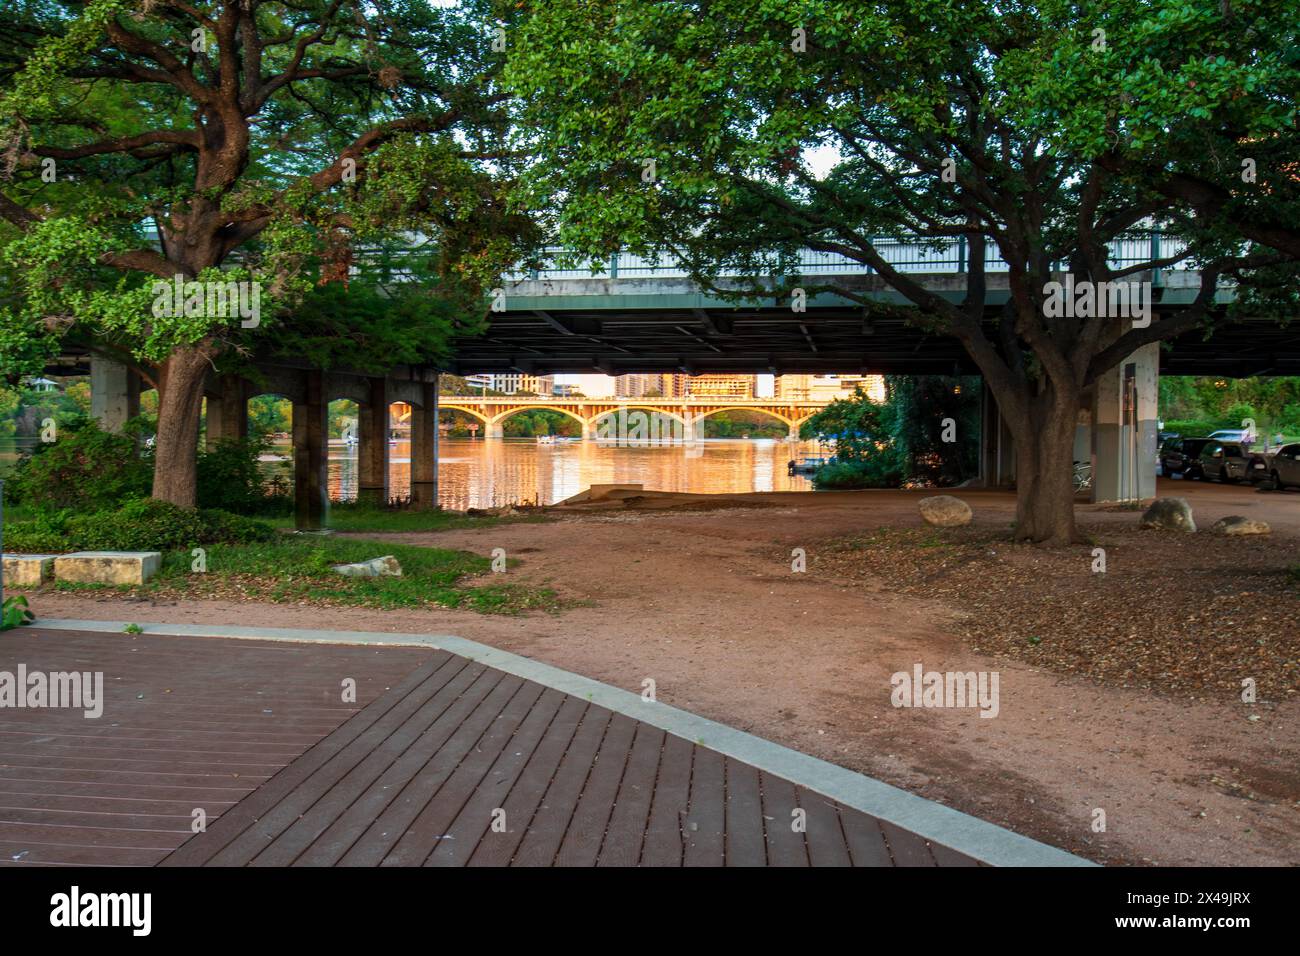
[552,713,637,867]
[595,723,664,867]
[288,664,498,866]
[639,733,692,867]
[250,660,496,865]
[508,705,613,867]
[337,672,524,866]
[164,655,458,866]
[425,687,569,867]
[382,679,545,866]
[795,787,851,867]
[466,696,589,866]
[837,806,893,867]
[758,772,809,867]
[878,820,939,867]
[723,758,767,867]
[682,746,725,867]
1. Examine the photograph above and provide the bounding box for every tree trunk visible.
[1009,390,1083,546]
[151,347,210,508]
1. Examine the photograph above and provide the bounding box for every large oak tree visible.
[506,0,1298,544]
[0,0,527,506]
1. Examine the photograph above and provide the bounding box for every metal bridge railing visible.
[503,232,1191,283]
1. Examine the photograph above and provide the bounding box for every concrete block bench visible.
[54,551,162,586]
[1,554,57,588]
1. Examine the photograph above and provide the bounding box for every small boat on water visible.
[788,455,831,475]
[536,434,557,445]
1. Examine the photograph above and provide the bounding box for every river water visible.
[264,437,823,509]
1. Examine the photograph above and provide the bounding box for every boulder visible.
[918,495,973,527]
[1210,515,1271,536]
[332,555,402,578]
[1139,497,1196,533]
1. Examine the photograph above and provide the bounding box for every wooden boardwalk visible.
[0,628,429,866]
[161,651,980,867]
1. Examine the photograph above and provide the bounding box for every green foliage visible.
[4,499,274,553]
[889,376,982,485]
[197,438,290,516]
[811,459,902,490]
[6,418,152,510]
[1,595,34,630]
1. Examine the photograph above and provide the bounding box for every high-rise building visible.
[777,374,885,402]
[613,374,663,398]
[685,374,756,398]
[481,374,554,396]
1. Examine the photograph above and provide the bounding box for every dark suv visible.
[1160,437,1213,478]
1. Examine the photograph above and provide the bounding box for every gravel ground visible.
[815,522,1299,700]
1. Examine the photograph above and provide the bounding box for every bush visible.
[812,459,902,489]
[7,418,152,511]
[3,499,276,553]
[197,438,290,515]
[1162,419,1225,438]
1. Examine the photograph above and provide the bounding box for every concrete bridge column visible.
[1091,342,1159,503]
[787,423,801,442]
[978,381,1016,488]
[293,371,328,531]
[410,376,440,510]
[205,375,247,451]
[581,421,594,441]
[90,355,140,432]
[357,378,390,506]
[485,421,504,439]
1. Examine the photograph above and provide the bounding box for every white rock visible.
[918,495,973,527]
[332,555,402,578]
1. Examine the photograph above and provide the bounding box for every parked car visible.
[1267,442,1300,490]
[1196,441,1268,484]
[1208,428,1255,443]
[1159,437,1212,478]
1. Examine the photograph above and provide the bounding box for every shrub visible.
[7,418,152,511]
[3,499,275,553]
[197,438,290,515]
[812,459,902,489]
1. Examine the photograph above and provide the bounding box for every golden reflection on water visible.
[266,437,822,509]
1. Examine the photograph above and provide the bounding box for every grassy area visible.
[49,535,564,615]
[265,502,552,534]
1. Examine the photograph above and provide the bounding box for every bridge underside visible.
[450,300,1300,378]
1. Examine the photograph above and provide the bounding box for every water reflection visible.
[264,437,821,509]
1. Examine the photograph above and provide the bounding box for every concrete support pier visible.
[410,376,440,510]
[205,376,248,450]
[90,356,140,432]
[485,422,504,439]
[293,371,328,531]
[1091,341,1159,503]
[357,378,390,506]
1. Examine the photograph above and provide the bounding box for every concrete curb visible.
[33,617,1096,867]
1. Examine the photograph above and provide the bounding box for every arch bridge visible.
[435,396,828,440]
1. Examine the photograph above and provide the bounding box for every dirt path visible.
[30,480,1300,865]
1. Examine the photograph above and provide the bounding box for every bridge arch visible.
[486,404,588,433]
[588,404,692,432]
[690,406,797,429]
[432,401,491,426]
